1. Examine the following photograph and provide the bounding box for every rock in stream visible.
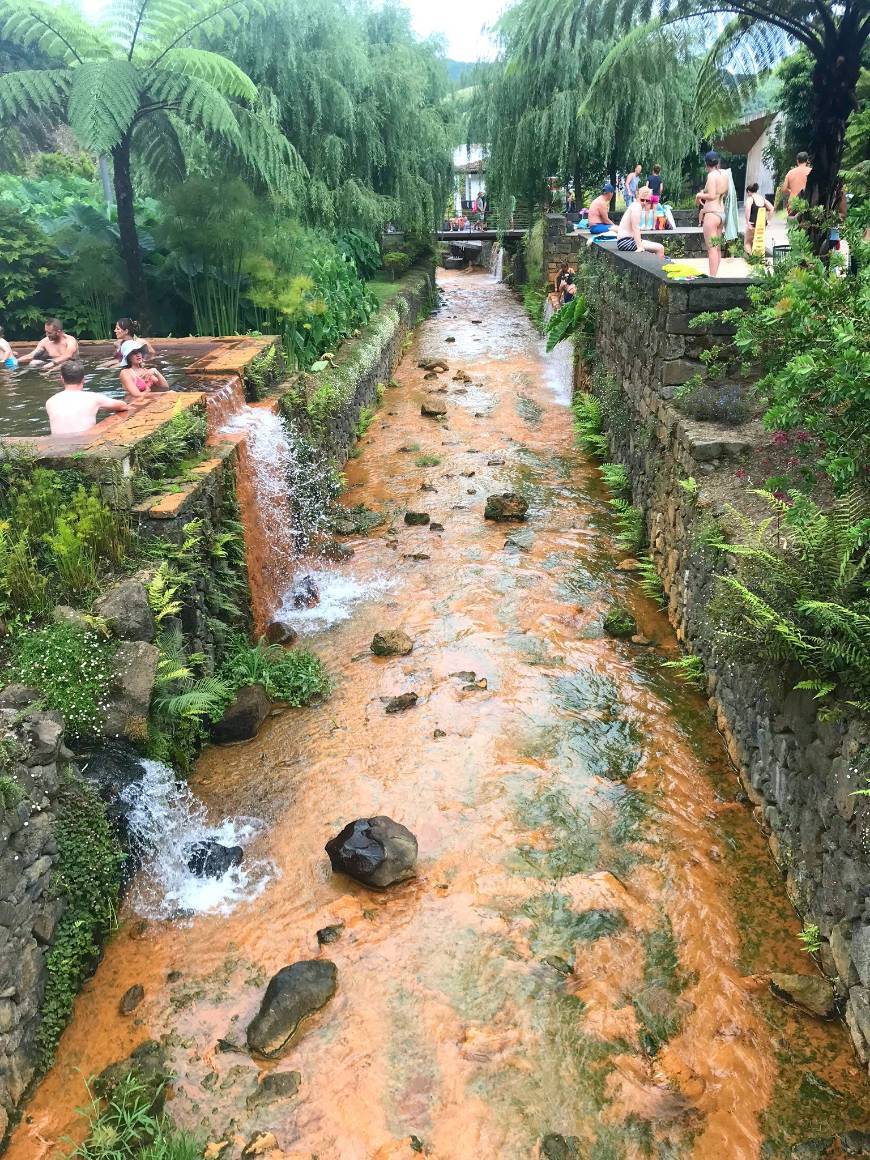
[326,816,418,888]
[246,960,338,1058]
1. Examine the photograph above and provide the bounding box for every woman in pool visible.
[0,327,18,370]
[119,342,169,401]
[114,317,155,362]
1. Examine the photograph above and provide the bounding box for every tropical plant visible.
[0,0,301,318]
[709,489,870,709]
[572,392,609,458]
[71,1071,201,1160]
[0,200,64,333]
[600,462,630,498]
[662,652,707,689]
[545,293,590,353]
[335,229,382,280]
[522,282,547,331]
[218,634,332,705]
[609,498,646,554]
[524,0,869,232]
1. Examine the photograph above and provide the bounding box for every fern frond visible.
[0,0,113,63]
[145,0,267,65]
[146,69,241,138]
[68,59,140,151]
[155,48,258,101]
[0,68,70,121]
[155,677,230,720]
[225,102,306,195]
[130,110,186,191]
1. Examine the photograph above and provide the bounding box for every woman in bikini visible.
[119,343,169,402]
[695,150,730,276]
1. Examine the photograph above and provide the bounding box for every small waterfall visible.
[205,375,247,430]
[221,404,336,630]
[120,758,275,918]
[489,243,504,282]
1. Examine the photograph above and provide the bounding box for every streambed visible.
[9,269,869,1159]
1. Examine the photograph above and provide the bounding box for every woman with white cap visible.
[118,342,169,402]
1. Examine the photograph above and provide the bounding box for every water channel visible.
[10,270,869,1159]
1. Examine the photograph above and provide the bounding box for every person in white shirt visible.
[45,360,129,437]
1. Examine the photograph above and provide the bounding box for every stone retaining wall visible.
[0,705,66,1143]
[580,242,870,1070]
[282,266,435,464]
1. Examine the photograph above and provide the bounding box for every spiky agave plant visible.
[0,0,302,320]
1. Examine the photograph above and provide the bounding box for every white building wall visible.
[745,115,781,199]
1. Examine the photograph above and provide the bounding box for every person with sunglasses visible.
[616,186,666,258]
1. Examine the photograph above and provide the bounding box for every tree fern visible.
[68,59,141,152]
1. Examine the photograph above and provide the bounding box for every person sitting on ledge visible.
[45,359,129,437]
[18,317,79,370]
[587,183,617,236]
[616,186,666,259]
[119,342,169,401]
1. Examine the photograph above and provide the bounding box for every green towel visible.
[724,168,740,243]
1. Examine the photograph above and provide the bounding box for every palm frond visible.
[68,59,140,151]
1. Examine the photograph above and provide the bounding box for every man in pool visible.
[18,317,79,369]
[45,359,129,436]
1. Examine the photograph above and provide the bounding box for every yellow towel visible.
[752,206,767,257]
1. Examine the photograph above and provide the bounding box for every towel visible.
[723,168,740,243]
[752,206,767,256]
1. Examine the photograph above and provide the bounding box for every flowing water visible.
[10,269,870,1159]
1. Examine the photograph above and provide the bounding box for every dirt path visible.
[10,270,868,1160]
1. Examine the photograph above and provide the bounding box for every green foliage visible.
[37,771,125,1074]
[634,555,666,606]
[243,343,286,402]
[599,462,630,498]
[0,772,22,809]
[0,199,64,333]
[522,282,547,331]
[797,922,822,955]
[70,1072,201,1160]
[545,293,591,353]
[661,652,706,690]
[355,404,376,439]
[726,249,870,492]
[677,476,699,497]
[132,409,208,501]
[5,624,116,741]
[609,498,645,554]
[415,454,441,467]
[382,251,412,281]
[673,375,755,426]
[603,605,637,639]
[633,917,690,1054]
[763,51,815,189]
[0,464,129,617]
[336,229,382,281]
[572,392,609,458]
[708,490,870,711]
[218,635,332,706]
[148,627,228,775]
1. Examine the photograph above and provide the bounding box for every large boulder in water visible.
[246,960,338,1058]
[484,493,528,522]
[325,816,417,889]
[371,629,414,657]
[211,684,270,744]
[186,839,244,878]
[264,620,298,646]
[769,972,838,1019]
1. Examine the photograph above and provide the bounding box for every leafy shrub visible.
[415,454,441,467]
[243,343,287,402]
[71,1071,201,1160]
[708,490,870,709]
[5,624,116,742]
[0,464,128,614]
[603,606,637,639]
[37,772,125,1073]
[336,229,382,280]
[0,773,22,810]
[545,293,592,355]
[149,627,229,775]
[0,201,65,335]
[635,555,666,606]
[662,653,707,689]
[382,251,411,281]
[600,463,630,498]
[713,241,869,492]
[218,635,332,706]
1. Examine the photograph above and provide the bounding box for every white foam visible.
[274,568,395,632]
[121,759,276,919]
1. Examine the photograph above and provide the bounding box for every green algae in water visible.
[633,918,693,1055]
[386,986,438,1139]
[521,890,625,958]
[516,392,545,425]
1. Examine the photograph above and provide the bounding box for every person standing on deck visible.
[18,317,78,370]
[695,151,730,276]
[624,164,642,207]
[647,165,664,201]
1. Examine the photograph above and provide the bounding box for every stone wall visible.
[282,266,435,464]
[580,242,870,1069]
[542,213,708,289]
[0,704,66,1143]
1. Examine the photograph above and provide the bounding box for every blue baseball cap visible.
[602,182,614,193]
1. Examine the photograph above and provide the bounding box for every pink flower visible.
[735,467,747,480]
[794,430,811,444]
[772,431,789,446]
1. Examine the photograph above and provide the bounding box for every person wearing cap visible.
[118,342,170,402]
[588,184,617,236]
[695,150,730,276]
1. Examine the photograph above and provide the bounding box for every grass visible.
[70,1072,201,1159]
[415,454,441,467]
